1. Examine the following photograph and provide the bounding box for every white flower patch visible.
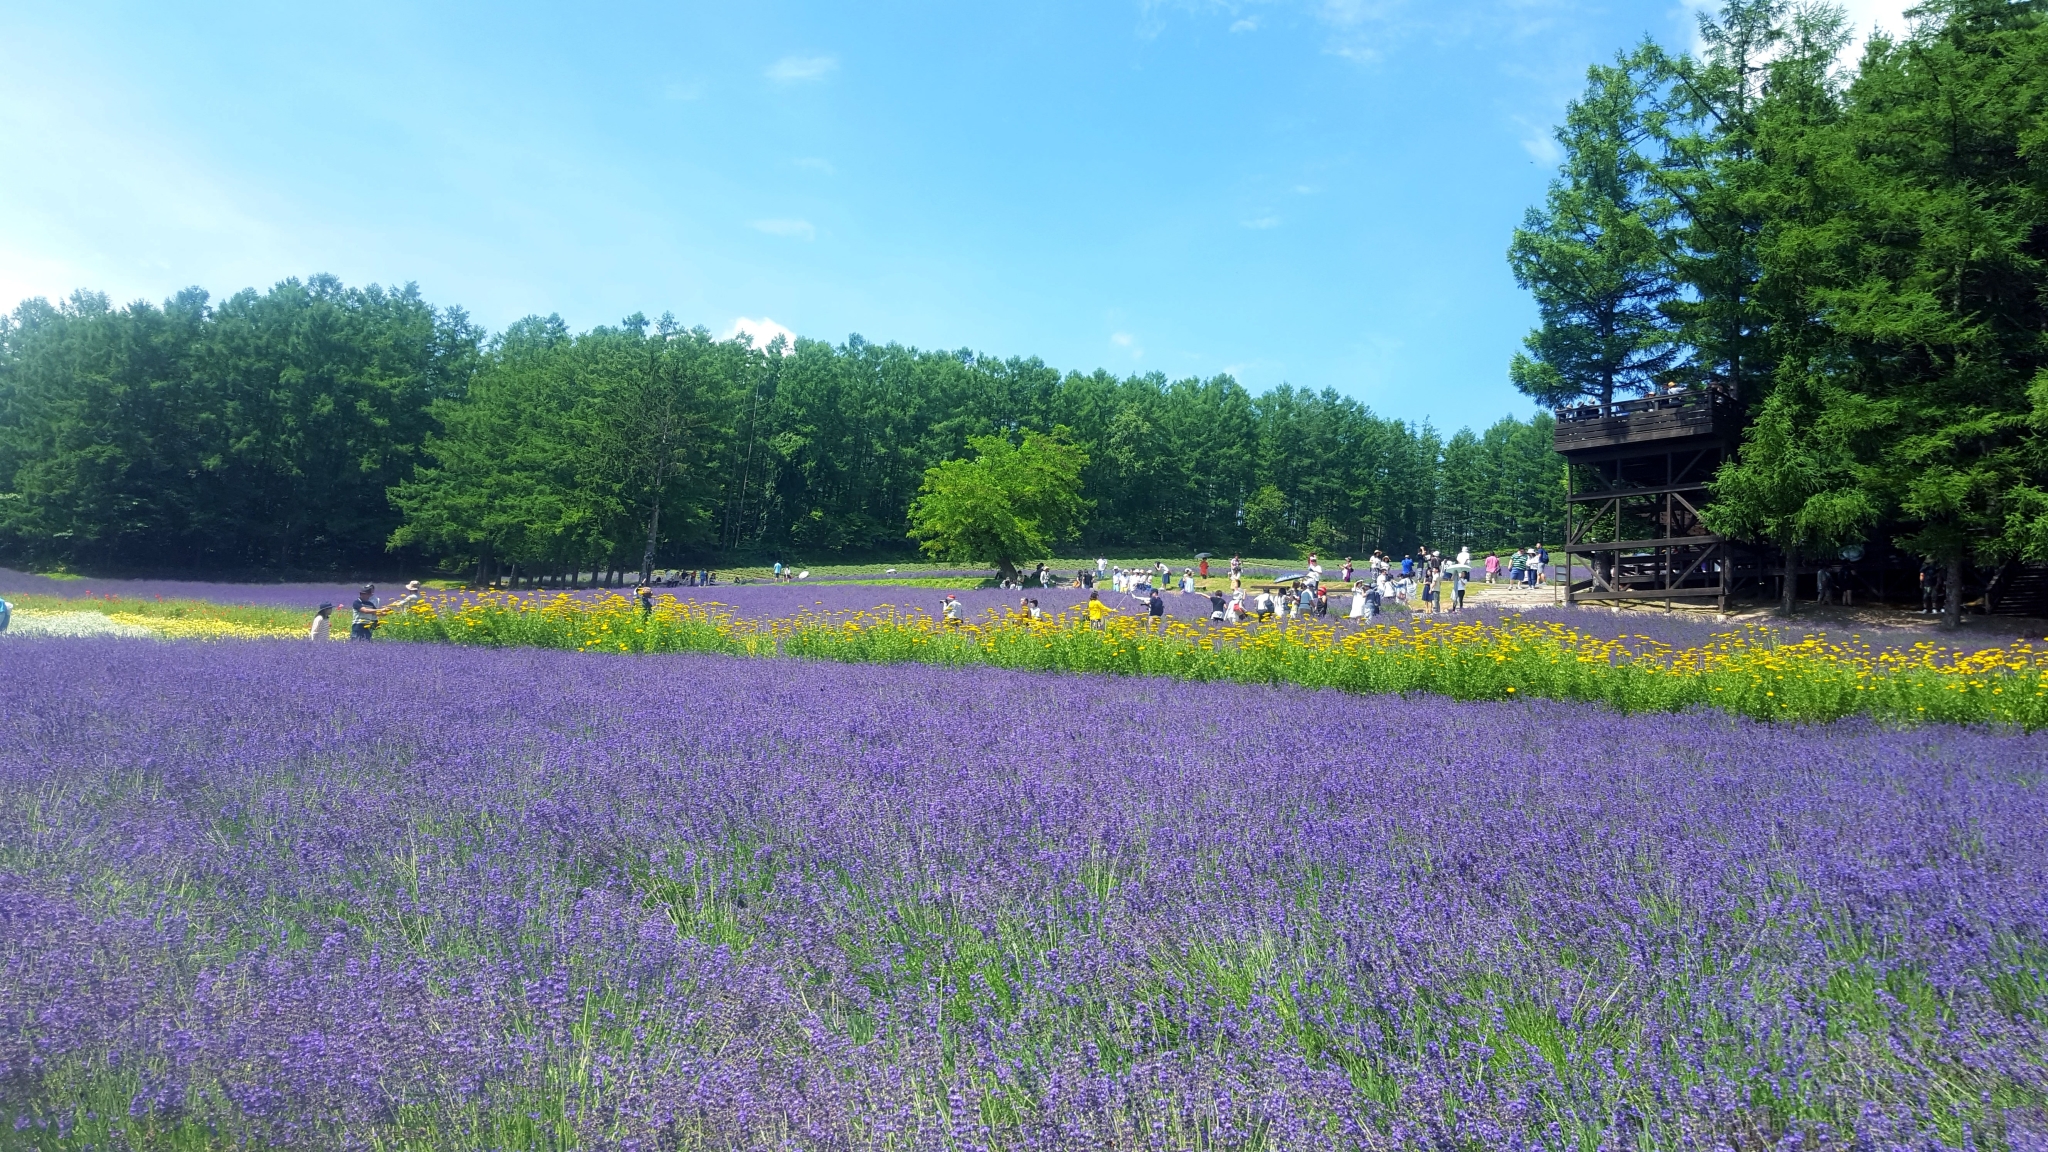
[2,611,157,639]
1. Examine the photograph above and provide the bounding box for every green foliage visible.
[906,430,1091,578]
[1517,0,2048,624]
[0,278,480,570]
[1714,0,2048,622]
[1508,46,1683,409]
[3,287,1567,575]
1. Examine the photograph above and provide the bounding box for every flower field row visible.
[380,592,2048,727]
[2,640,2043,1150]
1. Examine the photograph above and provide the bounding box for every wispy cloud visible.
[1517,120,1562,165]
[1230,16,1260,32]
[1241,215,1280,229]
[725,316,798,354]
[766,55,837,83]
[1111,331,1143,359]
[750,218,816,240]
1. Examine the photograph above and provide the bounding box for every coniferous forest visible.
[0,282,1560,576]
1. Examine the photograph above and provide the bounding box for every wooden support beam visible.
[1570,535,1722,552]
[1570,586,1727,601]
[1565,480,1712,503]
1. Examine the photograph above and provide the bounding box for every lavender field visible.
[3,638,2045,1150]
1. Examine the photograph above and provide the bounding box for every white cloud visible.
[766,55,838,83]
[1519,128,1562,166]
[1827,0,1918,54]
[1111,331,1144,359]
[1230,17,1260,32]
[725,316,798,354]
[750,218,816,240]
[1241,215,1280,229]
[793,157,836,174]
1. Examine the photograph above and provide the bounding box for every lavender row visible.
[2,639,2044,1149]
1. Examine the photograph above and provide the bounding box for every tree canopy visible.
[1513,0,2048,624]
[1,285,1565,576]
[906,430,1092,580]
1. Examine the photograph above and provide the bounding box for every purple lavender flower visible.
[0,637,2041,1148]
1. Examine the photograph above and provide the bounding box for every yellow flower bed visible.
[105,613,305,642]
[374,592,2048,727]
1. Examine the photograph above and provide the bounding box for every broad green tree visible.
[906,430,1091,581]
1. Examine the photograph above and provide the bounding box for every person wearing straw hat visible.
[387,580,425,615]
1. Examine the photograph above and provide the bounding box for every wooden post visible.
[1564,460,1575,606]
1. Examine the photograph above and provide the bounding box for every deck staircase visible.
[1986,563,2048,617]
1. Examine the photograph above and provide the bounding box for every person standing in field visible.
[1535,545,1550,586]
[635,583,654,616]
[1086,591,1111,629]
[0,595,12,634]
[1485,552,1500,583]
[349,585,381,640]
[1452,569,1469,612]
[388,580,425,615]
[1199,556,1209,580]
[1230,554,1242,580]
[1146,587,1165,631]
[309,603,334,641]
[1349,580,1367,619]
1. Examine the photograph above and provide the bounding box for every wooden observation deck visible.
[1554,390,1747,611]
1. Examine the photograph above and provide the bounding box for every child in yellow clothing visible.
[1086,592,1112,629]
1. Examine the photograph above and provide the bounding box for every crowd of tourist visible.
[986,545,1558,629]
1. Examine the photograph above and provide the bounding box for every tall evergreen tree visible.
[1509,48,1685,410]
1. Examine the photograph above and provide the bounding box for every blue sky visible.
[0,0,1909,430]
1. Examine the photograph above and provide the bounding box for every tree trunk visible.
[1945,555,1964,629]
[996,558,1019,584]
[640,496,663,585]
[1780,542,1798,618]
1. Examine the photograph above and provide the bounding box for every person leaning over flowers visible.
[387,580,425,615]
